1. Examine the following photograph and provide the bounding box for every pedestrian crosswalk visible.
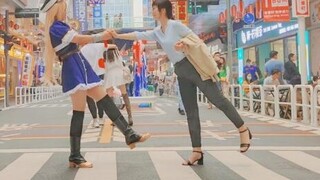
[0,150,319,180]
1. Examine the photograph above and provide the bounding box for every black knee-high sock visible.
[70,110,84,137]
[86,96,97,119]
[96,95,122,121]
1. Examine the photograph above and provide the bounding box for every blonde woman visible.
[41,0,150,168]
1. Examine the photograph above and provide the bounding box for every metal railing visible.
[197,84,319,127]
[15,86,63,106]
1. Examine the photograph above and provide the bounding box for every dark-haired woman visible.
[111,0,251,166]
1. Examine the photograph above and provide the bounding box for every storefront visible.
[0,39,35,96]
[308,0,320,77]
[235,20,302,83]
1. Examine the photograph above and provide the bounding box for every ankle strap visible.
[239,128,248,134]
[193,150,203,154]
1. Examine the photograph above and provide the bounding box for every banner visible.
[262,0,290,22]
[292,0,310,17]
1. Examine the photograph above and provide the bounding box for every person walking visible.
[41,0,150,168]
[111,0,251,165]
[103,45,134,126]
[81,43,107,128]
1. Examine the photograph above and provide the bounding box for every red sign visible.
[262,0,290,22]
[292,0,310,17]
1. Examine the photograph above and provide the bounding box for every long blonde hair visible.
[43,0,66,81]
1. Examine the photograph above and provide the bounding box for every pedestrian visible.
[284,53,301,85]
[81,43,107,128]
[158,79,164,96]
[41,0,150,168]
[217,57,230,97]
[103,45,134,126]
[264,51,285,84]
[174,75,185,115]
[111,0,251,165]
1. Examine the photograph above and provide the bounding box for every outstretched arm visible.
[72,30,113,45]
[111,31,137,40]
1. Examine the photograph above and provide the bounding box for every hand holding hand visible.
[110,30,118,38]
[101,30,113,40]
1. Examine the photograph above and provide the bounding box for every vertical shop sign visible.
[93,4,102,29]
[262,0,290,22]
[292,0,310,17]
[73,0,88,32]
[21,54,33,86]
[176,0,188,24]
[238,48,244,85]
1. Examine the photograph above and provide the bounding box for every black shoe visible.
[178,108,185,115]
[182,151,204,166]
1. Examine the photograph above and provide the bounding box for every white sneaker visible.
[91,119,100,128]
[99,118,105,126]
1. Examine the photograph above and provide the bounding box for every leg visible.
[97,101,105,125]
[87,86,150,149]
[86,96,99,128]
[178,77,203,165]
[176,59,251,153]
[119,84,133,126]
[69,90,93,168]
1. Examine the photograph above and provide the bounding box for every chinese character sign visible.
[292,0,310,17]
[262,0,290,22]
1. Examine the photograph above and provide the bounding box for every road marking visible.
[149,151,201,180]
[202,130,226,140]
[1,146,320,153]
[208,151,289,180]
[272,151,320,174]
[0,153,52,180]
[74,152,117,180]
[99,120,113,144]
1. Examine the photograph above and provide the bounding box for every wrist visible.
[92,33,103,43]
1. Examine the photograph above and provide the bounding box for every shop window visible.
[244,47,256,62]
[286,36,297,60]
[271,39,284,62]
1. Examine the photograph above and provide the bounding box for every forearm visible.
[115,32,137,40]
[72,34,96,45]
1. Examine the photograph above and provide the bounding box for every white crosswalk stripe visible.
[149,151,201,180]
[0,150,320,179]
[74,152,117,180]
[17,104,71,108]
[271,151,320,174]
[0,153,52,180]
[208,151,289,180]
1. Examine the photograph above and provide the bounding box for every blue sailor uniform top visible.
[49,21,102,94]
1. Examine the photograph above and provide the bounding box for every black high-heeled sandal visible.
[182,151,204,166]
[240,128,252,153]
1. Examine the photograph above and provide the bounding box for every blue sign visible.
[243,13,255,24]
[236,21,298,48]
[73,0,88,32]
[93,4,102,28]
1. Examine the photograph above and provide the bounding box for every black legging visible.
[174,58,244,147]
